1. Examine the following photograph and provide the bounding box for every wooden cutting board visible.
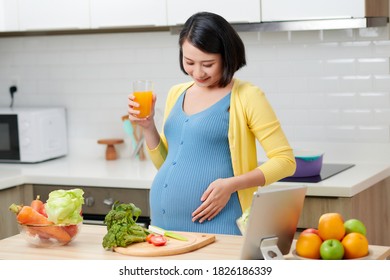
[114,232,215,257]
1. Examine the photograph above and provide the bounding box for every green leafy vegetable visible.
[102,202,149,250]
[236,207,250,235]
[45,188,84,225]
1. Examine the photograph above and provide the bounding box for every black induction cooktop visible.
[279,163,355,183]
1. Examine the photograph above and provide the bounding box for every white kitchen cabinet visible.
[0,0,18,31]
[167,0,261,25]
[18,0,90,31]
[261,0,388,22]
[90,0,167,28]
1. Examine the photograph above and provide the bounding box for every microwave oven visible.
[0,107,68,163]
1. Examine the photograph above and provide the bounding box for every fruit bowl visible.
[18,222,82,248]
[292,249,372,260]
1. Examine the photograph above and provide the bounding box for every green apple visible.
[344,219,366,236]
[320,239,344,260]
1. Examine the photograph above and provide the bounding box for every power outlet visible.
[9,76,19,108]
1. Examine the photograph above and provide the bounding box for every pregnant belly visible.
[150,173,205,217]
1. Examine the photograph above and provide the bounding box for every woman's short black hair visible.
[179,12,246,87]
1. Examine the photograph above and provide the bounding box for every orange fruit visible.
[341,232,369,259]
[318,213,345,241]
[295,232,323,259]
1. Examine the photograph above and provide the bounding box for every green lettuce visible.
[236,207,251,235]
[45,188,84,225]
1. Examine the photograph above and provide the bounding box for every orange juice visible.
[133,90,153,118]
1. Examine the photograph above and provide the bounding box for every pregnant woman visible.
[128,12,296,235]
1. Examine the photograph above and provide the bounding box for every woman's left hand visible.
[192,178,234,223]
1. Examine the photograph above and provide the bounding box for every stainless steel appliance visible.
[33,185,151,227]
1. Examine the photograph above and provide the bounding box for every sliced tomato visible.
[146,233,155,244]
[150,235,167,246]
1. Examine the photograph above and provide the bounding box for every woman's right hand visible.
[127,93,157,129]
[128,93,161,151]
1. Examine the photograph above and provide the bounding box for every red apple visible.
[302,228,319,236]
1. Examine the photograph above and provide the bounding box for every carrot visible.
[31,195,43,211]
[27,227,52,240]
[31,195,47,217]
[9,204,53,225]
[9,204,71,243]
[31,225,71,243]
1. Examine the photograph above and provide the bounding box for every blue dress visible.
[149,91,242,235]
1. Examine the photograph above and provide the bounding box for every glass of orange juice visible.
[133,80,153,118]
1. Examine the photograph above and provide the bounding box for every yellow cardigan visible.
[147,79,296,212]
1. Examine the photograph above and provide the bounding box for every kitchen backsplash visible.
[0,27,389,163]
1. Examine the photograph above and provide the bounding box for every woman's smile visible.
[194,77,210,84]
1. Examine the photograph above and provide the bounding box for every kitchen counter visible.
[0,156,157,191]
[1,156,390,246]
[1,156,389,197]
[0,224,389,260]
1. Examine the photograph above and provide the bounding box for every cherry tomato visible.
[146,233,155,244]
[150,235,167,246]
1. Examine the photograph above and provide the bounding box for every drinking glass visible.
[133,80,153,118]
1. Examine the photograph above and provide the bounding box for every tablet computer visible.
[239,185,307,260]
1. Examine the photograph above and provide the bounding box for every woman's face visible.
[182,40,223,89]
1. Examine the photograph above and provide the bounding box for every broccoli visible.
[102,202,149,250]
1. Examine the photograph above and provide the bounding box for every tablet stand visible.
[259,236,284,260]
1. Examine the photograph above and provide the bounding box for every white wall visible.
[0,26,389,163]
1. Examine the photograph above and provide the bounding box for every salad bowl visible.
[18,222,82,248]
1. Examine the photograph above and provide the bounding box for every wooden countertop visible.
[0,225,389,260]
